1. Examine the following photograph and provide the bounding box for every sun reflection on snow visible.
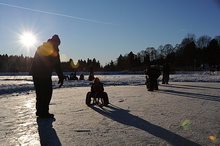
[25,101,34,109]
[15,98,40,145]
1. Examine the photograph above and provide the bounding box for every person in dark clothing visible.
[79,73,84,80]
[69,72,78,80]
[88,66,95,81]
[89,77,109,105]
[162,63,170,84]
[144,66,161,91]
[29,34,64,118]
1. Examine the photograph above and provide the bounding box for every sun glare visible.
[20,32,36,48]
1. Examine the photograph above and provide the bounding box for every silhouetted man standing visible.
[29,34,64,118]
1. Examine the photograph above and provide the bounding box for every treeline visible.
[0,54,33,72]
[105,34,220,71]
[0,33,220,73]
[0,54,103,73]
[61,58,102,72]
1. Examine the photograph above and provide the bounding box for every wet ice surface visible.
[0,72,220,145]
[0,94,40,146]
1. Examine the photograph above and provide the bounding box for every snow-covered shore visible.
[0,72,220,145]
[0,71,220,96]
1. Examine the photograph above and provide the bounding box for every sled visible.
[86,91,109,106]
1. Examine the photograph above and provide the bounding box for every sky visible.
[0,0,220,66]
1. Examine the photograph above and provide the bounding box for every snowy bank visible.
[0,71,220,96]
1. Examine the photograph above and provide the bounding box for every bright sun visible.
[20,32,36,48]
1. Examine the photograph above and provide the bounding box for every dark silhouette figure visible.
[162,62,170,84]
[145,75,150,89]
[37,117,61,146]
[144,66,161,91]
[86,78,109,106]
[88,66,95,81]
[79,73,84,80]
[63,75,69,81]
[69,72,78,80]
[91,105,201,146]
[86,77,109,106]
[29,34,64,118]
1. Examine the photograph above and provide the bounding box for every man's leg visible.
[40,78,53,116]
[33,77,41,116]
[148,77,155,91]
[33,77,53,117]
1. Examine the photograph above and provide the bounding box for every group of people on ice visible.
[68,72,84,80]
[66,66,95,81]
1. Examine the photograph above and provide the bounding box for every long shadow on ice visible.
[159,88,220,102]
[91,105,200,146]
[37,117,62,146]
[165,83,220,90]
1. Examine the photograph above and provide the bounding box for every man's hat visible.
[48,34,61,45]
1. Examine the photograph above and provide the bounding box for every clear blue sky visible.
[0,0,220,66]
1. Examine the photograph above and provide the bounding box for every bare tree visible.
[145,47,157,61]
[214,35,220,45]
[161,44,174,56]
[196,35,211,49]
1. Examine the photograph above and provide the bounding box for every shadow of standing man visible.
[37,117,62,146]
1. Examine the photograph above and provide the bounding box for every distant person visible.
[29,34,64,118]
[88,66,95,81]
[144,65,161,91]
[79,73,84,80]
[73,72,78,80]
[63,75,69,81]
[144,74,150,89]
[88,74,94,81]
[162,62,170,84]
[69,72,78,80]
[90,66,94,75]
[69,72,74,80]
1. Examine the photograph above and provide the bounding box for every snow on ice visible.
[0,71,220,95]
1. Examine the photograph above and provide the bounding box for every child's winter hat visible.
[94,77,100,83]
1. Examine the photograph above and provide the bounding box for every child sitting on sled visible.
[86,77,109,106]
